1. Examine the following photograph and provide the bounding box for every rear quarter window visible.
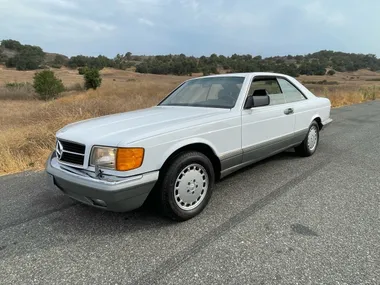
[277,78,306,103]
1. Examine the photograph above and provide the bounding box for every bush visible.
[78,66,89,75]
[83,68,102,90]
[33,70,65,100]
[327,70,336,76]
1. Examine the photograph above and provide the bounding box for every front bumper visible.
[45,152,159,212]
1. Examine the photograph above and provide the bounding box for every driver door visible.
[241,76,296,163]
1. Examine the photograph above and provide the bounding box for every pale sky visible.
[0,0,378,57]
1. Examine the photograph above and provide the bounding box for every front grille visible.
[60,152,85,165]
[60,140,86,154]
[57,139,86,167]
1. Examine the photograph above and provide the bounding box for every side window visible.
[249,78,285,105]
[277,78,306,103]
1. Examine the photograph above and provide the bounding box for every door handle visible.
[284,108,294,115]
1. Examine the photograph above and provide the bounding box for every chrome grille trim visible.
[56,139,86,167]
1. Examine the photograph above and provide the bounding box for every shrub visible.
[78,66,89,75]
[83,68,102,90]
[327,70,336,76]
[33,70,65,100]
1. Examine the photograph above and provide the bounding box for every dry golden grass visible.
[320,87,380,107]
[299,70,380,107]
[0,67,379,175]
[0,68,189,174]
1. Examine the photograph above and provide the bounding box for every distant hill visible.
[44,52,69,64]
[0,39,69,70]
[1,38,380,77]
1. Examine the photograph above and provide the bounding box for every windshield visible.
[159,76,245,109]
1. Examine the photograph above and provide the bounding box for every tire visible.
[295,121,320,157]
[158,151,215,221]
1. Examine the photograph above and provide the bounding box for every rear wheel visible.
[295,121,320,157]
[159,151,214,221]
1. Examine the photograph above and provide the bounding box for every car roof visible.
[189,72,291,79]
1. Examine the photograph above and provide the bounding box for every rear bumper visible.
[45,152,159,212]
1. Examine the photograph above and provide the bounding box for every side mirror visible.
[252,94,270,107]
[244,89,270,109]
[244,96,254,109]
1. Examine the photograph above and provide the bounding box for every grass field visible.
[0,66,380,175]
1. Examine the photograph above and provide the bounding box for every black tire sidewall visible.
[307,122,320,155]
[295,121,320,157]
[303,121,320,156]
[160,151,215,221]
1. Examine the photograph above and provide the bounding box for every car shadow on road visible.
[17,150,299,234]
[46,149,302,233]
[1,149,307,261]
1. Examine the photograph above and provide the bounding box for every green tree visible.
[33,70,65,100]
[5,57,16,68]
[0,53,7,64]
[1,39,23,51]
[78,66,89,75]
[15,45,45,70]
[83,68,102,90]
[202,67,211,76]
[125,52,132,60]
[52,54,67,68]
[135,62,149,73]
[67,55,88,68]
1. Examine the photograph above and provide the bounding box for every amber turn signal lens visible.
[116,148,144,171]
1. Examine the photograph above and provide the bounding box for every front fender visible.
[158,137,220,169]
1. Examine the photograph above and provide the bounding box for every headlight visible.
[90,146,144,171]
[90,147,116,169]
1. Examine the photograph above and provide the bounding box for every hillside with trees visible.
[1,39,380,77]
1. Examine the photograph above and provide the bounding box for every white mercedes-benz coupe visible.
[46,72,332,221]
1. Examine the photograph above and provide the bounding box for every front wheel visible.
[159,151,215,221]
[295,121,320,157]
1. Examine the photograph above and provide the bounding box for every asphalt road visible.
[1,101,380,285]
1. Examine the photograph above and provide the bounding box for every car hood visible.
[56,106,230,146]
